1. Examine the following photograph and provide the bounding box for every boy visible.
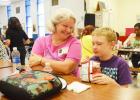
[91,27,132,87]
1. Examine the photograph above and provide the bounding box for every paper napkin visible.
[67,81,91,93]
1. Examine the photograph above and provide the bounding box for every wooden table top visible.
[0,61,140,100]
[0,60,12,80]
[49,75,140,100]
[0,60,12,69]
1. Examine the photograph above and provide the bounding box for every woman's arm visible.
[41,57,78,74]
[29,53,78,74]
[29,53,42,67]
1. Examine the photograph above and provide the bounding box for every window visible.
[25,0,32,38]
[37,0,45,36]
[7,5,11,19]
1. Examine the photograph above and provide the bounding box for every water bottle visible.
[11,47,21,73]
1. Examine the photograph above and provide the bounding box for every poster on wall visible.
[16,7,20,14]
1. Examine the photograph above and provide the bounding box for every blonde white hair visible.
[47,8,76,32]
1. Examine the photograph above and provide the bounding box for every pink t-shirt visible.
[32,35,81,63]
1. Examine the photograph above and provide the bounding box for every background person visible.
[29,8,81,75]
[123,23,140,77]
[5,17,30,65]
[123,23,140,48]
[123,23,140,67]
[80,25,95,64]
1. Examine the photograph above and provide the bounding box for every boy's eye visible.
[97,43,102,45]
[92,42,102,46]
[63,25,68,28]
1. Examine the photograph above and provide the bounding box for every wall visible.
[0,6,8,34]
[1,0,140,36]
[87,0,140,35]
[0,0,26,33]
[30,0,37,33]
[59,0,85,29]
[0,6,8,27]
[86,0,98,13]
[44,0,85,32]
[117,0,140,35]
[85,0,114,28]
[11,0,26,30]
[109,0,119,32]
[0,0,85,36]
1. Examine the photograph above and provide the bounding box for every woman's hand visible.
[23,39,31,45]
[4,39,10,46]
[80,56,90,64]
[29,54,42,67]
[92,73,118,85]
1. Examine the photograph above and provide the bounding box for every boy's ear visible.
[111,41,116,46]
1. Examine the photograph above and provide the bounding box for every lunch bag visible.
[0,70,63,100]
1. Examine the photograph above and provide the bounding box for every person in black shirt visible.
[5,17,30,65]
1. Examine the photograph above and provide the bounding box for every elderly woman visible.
[29,8,81,75]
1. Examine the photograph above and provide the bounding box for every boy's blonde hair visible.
[92,27,117,42]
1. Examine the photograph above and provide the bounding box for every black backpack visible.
[0,70,65,100]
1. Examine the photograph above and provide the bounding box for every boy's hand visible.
[4,39,10,46]
[92,73,117,85]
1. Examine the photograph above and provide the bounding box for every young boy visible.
[91,27,132,87]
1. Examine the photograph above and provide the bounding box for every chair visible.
[32,34,38,41]
[118,36,128,43]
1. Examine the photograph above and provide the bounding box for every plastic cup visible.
[91,61,101,75]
